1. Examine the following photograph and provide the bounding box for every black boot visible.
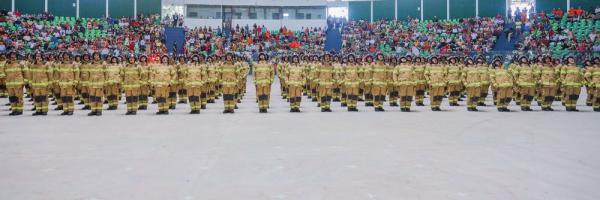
[341,102,347,107]
[60,111,70,115]
[201,105,207,109]
[88,111,97,116]
[82,105,91,110]
[54,105,63,110]
[138,105,147,110]
[390,102,399,107]
[594,108,600,112]
[107,105,117,110]
[416,102,425,106]
[477,102,486,106]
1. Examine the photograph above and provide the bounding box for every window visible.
[186,5,222,19]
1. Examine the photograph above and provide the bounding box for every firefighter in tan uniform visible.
[514,57,537,111]
[254,53,274,113]
[56,53,79,115]
[538,57,559,111]
[447,57,462,106]
[426,57,447,111]
[387,57,399,107]
[137,55,151,110]
[123,56,141,115]
[333,56,343,102]
[177,56,188,104]
[413,57,427,106]
[317,54,335,112]
[394,57,416,112]
[343,54,361,112]
[79,54,92,109]
[371,54,389,112]
[28,53,52,115]
[308,55,320,102]
[0,54,6,98]
[151,55,175,115]
[86,53,106,116]
[585,58,600,112]
[279,56,289,100]
[207,56,218,103]
[4,52,25,115]
[46,55,61,109]
[491,58,513,112]
[362,56,374,107]
[462,58,482,111]
[286,55,305,112]
[476,57,490,106]
[167,57,179,109]
[236,56,248,104]
[220,53,239,113]
[184,54,206,114]
[560,56,584,111]
[104,56,122,110]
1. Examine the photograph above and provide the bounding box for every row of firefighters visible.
[1,52,600,116]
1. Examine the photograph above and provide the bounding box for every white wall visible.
[163,0,326,6]
[184,19,327,31]
[184,19,222,29]
[232,19,326,31]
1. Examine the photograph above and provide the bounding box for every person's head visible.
[62,53,71,62]
[34,53,43,63]
[139,55,148,63]
[376,53,384,62]
[365,55,374,63]
[110,56,119,64]
[160,55,169,63]
[465,58,474,65]
[225,53,234,62]
[258,53,268,61]
[93,52,101,61]
[178,56,187,63]
[128,55,136,64]
[347,54,356,64]
[291,55,300,63]
[9,52,17,61]
[566,56,575,65]
[430,57,438,65]
[493,59,502,68]
[520,56,529,65]
[449,57,457,64]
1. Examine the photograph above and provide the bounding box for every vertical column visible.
[11,0,14,13]
[420,0,423,21]
[44,0,48,12]
[106,0,109,18]
[505,0,509,18]
[134,0,138,19]
[76,0,80,18]
[370,0,373,23]
[476,0,479,17]
[446,0,450,20]
[394,0,398,20]
[566,0,570,11]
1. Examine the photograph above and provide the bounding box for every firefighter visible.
[151,55,175,115]
[279,55,289,100]
[477,56,490,106]
[29,53,52,115]
[137,55,151,110]
[184,54,206,114]
[286,55,305,112]
[387,57,399,107]
[254,53,274,113]
[586,57,600,112]
[413,57,427,106]
[333,55,344,102]
[394,56,416,112]
[560,56,583,111]
[309,55,320,102]
[426,57,447,111]
[318,53,335,112]
[4,52,25,115]
[199,55,209,109]
[447,57,462,106]
[167,56,179,109]
[79,54,92,109]
[371,53,389,112]
[583,59,594,107]
[344,54,361,112]
[46,54,61,109]
[56,53,79,115]
[123,55,141,115]
[105,56,122,110]
[221,53,238,113]
[207,56,218,103]
[539,56,559,111]
[0,54,6,98]
[86,53,106,116]
[515,56,537,111]
[177,56,188,104]
[463,57,481,111]
[491,58,513,112]
[362,55,374,107]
